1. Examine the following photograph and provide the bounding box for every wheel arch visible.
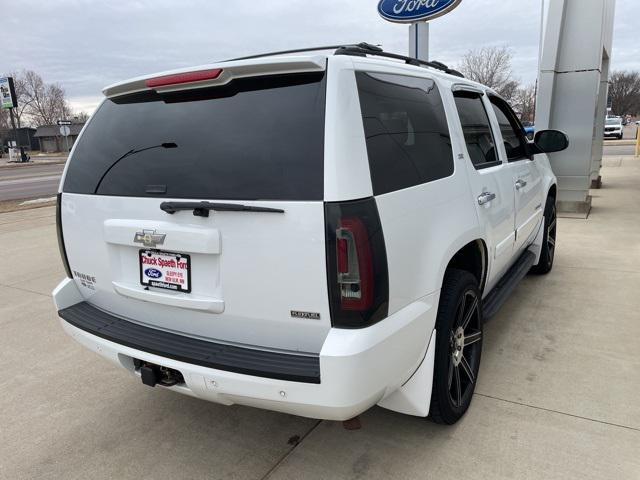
[379,236,488,419]
[443,239,488,294]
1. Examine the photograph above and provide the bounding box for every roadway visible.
[0,163,65,202]
[0,139,636,203]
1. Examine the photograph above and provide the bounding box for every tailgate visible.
[61,194,331,353]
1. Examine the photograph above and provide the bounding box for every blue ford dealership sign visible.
[378,0,462,23]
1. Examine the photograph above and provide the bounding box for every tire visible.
[429,269,483,425]
[530,196,557,275]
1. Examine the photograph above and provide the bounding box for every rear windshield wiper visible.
[160,201,285,217]
[93,143,178,194]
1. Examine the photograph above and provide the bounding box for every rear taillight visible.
[56,193,72,279]
[337,218,374,310]
[325,198,389,328]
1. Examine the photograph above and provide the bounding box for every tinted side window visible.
[490,97,528,161]
[453,91,499,168]
[63,73,326,200]
[355,72,454,195]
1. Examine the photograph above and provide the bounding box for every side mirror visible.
[534,130,569,153]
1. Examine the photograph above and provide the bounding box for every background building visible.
[0,127,39,151]
[34,123,84,152]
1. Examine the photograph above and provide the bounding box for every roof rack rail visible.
[221,42,464,78]
[222,44,374,63]
[334,45,464,78]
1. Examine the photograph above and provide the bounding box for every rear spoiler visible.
[102,56,327,99]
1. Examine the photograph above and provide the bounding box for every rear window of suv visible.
[63,73,326,200]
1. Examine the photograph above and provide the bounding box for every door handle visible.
[477,192,496,206]
[515,179,528,190]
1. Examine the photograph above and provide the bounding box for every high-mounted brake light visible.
[145,69,223,88]
[325,198,389,329]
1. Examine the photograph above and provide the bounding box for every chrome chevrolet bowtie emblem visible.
[134,229,166,248]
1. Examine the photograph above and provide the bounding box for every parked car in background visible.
[604,117,623,140]
[522,121,535,140]
[53,43,569,425]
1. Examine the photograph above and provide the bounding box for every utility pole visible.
[9,107,18,149]
[1,77,20,161]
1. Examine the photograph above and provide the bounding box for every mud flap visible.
[377,329,436,417]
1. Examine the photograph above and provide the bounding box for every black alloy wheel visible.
[430,269,483,424]
[447,289,483,408]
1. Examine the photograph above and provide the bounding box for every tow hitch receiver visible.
[134,359,185,388]
[140,365,157,387]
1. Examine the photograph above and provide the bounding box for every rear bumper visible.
[54,278,438,421]
[59,301,321,384]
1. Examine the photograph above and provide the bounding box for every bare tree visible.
[608,71,640,116]
[72,111,90,123]
[512,84,536,123]
[1,70,73,128]
[458,46,520,101]
[1,71,35,128]
[0,109,9,130]
[21,70,71,126]
[10,73,30,128]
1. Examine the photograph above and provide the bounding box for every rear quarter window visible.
[63,73,326,201]
[355,72,454,195]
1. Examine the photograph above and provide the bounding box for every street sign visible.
[57,120,72,126]
[377,0,462,23]
[0,77,17,109]
[60,125,71,137]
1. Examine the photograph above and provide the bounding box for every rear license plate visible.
[139,250,191,293]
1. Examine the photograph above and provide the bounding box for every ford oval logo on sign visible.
[145,268,163,279]
[378,0,462,23]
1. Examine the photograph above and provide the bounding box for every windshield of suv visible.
[606,118,622,126]
[63,72,326,200]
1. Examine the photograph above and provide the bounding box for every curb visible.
[0,200,57,214]
[603,140,636,146]
[0,160,67,170]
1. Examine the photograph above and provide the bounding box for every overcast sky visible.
[3,0,638,115]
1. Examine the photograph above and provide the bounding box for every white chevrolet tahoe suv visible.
[53,44,568,425]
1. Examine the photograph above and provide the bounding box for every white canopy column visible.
[535,0,616,217]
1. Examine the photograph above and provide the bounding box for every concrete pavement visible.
[1,158,639,479]
[620,123,638,140]
[603,144,636,156]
